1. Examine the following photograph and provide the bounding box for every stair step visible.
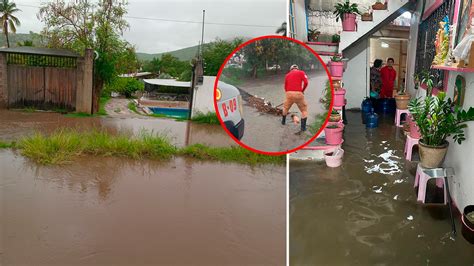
[306,42,339,54]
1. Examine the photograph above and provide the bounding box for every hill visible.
[0,32,46,47]
[137,43,211,62]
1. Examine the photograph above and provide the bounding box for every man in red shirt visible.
[380,58,397,98]
[282,64,309,132]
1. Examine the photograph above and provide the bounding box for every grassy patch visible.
[16,129,283,165]
[191,112,220,125]
[178,144,285,165]
[18,129,176,164]
[64,96,110,117]
[128,101,139,114]
[0,140,14,149]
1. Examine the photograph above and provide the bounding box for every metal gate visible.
[414,0,456,88]
[7,53,78,110]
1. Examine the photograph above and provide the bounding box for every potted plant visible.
[329,109,341,122]
[372,0,387,10]
[421,72,435,97]
[332,33,341,43]
[308,28,320,42]
[324,122,344,145]
[361,7,373,21]
[408,92,474,168]
[395,84,410,109]
[334,0,360,32]
[334,88,346,107]
[328,55,344,77]
[462,205,474,244]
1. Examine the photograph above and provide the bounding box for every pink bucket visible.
[329,61,344,77]
[334,89,346,107]
[342,13,357,31]
[324,122,344,145]
[324,148,344,167]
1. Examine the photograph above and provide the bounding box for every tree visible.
[202,38,243,76]
[38,0,132,113]
[0,0,21,48]
[17,39,33,47]
[275,22,286,36]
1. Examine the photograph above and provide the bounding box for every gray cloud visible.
[14,0,286,53]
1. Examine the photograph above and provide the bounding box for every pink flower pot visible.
[334,89,346,107]
[324,148,344,167]
[324,122,344,145]
[329,61,344,77]
[342,13,357,31]
[408,115,421,139]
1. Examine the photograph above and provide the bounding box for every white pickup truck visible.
[215,81,245,140]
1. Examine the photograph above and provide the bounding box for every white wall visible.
[343,38,370,109]
[292,0,308,42]
[191,76,216,117]
[443,73,474,211]
[405,0,422,96]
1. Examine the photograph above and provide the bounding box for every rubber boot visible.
[301,117,307,131]
[281,115,286,125]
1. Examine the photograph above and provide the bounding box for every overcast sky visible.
[14,0,286,54]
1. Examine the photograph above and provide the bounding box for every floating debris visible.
[372,186,383,193]
[365,150,401,175]
[393,179,404,184]
[407,215,414,221]
[393,195,399,200]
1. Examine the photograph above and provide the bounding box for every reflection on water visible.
[290,111,474,265]
[1,150,285,265]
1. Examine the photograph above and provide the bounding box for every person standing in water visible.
[380,57,397,98]
[282,64,308,132]
[370,59,383,99]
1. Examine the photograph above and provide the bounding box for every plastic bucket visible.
[342,13,357,31]
[334,89,346,107]
[324,148,345,167]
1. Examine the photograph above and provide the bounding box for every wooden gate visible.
[6,53,78,110]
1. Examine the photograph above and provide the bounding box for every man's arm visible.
[284,76,288,91]
[301,72,309,92]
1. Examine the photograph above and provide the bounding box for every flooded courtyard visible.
[0,110,285,265]
[238,71,327,153]
[290,111,474,265]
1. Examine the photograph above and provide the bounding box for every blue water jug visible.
[376,98,395,114]
[361,98,372,124]
[366,109,379,128]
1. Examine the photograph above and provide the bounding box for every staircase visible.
[339,0,413,53]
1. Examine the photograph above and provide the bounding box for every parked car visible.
[216,81,245,140]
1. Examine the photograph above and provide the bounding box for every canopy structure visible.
[143,79,191,88]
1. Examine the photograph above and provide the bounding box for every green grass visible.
[15,129,283,165]
[191,112,220,125]
[128,101,139,114]
[18,129,176,164]
[64,96,110,117]
[178,144,285,165]
[0,140,14,149]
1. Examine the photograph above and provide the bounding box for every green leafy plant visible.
[331,55,343,62]
[421,72,435,96]
[331,34,341,43]
[408,92,474,146]
[333,0,361,22]
[326,124,341,129]
[104,77,144,98]
[308,28,320,42]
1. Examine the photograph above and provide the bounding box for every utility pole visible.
[200,10,206,58]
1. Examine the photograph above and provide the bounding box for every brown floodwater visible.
[0,150,285,265]
[290,111,474,265]
[0,110,234,147]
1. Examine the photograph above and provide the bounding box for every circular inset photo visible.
[214,36,333,155]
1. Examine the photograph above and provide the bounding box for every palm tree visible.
[276,22,287,36]
[0,0,21,48]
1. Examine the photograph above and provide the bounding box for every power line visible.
[16,4,279,28]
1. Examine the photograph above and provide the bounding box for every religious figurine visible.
[433,16,450,65]
[453,18,474,67]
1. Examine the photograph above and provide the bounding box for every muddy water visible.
[238,71,328,152]
[0,110,234,147]
[290,111,474,265]
[0,150,285,265]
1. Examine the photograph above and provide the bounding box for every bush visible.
[177,69,192,81]
[105,77,144,98]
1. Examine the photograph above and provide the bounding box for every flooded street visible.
[238,71,327,152]
[290,111,474,265]
[1,150,285,265]
[0,110,234,147]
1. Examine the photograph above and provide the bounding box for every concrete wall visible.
[75,49,93,114]
[0,53,7,108]
[405,2,421,96]
[191,75,216,117]
[343,38,370,109]
[292,0,308,42]
[443,73,474,211]
[370,38,408,90]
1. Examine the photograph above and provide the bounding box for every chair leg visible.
[417,176,427,203]
[406,143,413,161]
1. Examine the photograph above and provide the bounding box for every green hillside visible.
[0,32,46,47]
[137,43,211,62]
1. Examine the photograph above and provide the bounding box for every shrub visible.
[105,77,144,98]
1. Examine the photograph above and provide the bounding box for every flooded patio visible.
[290,111,474,265]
